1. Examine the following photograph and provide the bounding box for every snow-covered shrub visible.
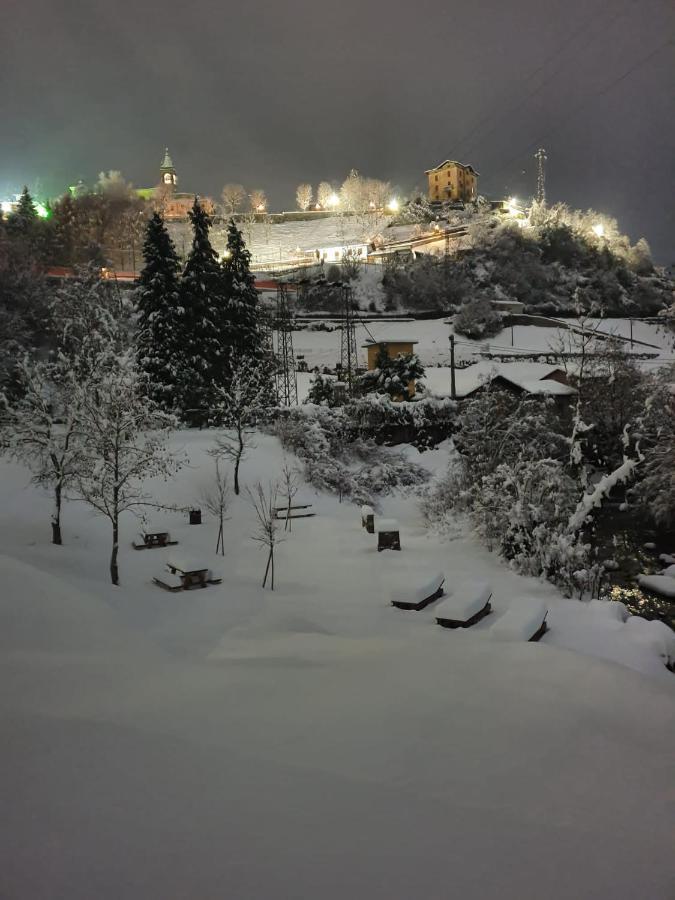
[346,393,457,449]
[271,405,428,506]
[305,373,340,407]
[453,295,502,340]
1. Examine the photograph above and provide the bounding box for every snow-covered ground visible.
[294,316,675,397]
[1,431,674,899]
[168,215,398,265]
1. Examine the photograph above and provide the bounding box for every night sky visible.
[2,0,673,260]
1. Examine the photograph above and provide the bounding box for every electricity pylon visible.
[535,147,547,204]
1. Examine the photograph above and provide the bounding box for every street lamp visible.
[592,223,604,238]
[387,198,399,212]
[328,193,340,208]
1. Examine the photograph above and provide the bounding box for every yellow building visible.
[425,160,479,203]
[362,339,419,399]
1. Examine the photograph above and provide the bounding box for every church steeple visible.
[160,148,177,188]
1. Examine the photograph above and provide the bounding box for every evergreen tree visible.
[222,219,263,358]
[357,347,425,400]
[135,212,183,410]
[176,198,231,424]
[7,187,38,237]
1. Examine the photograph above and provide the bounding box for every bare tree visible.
[280,457,300,531]
[247,481,282,589]
[317,181,333,209]
[213,353,273,495]
[249,189,267,213]
[1,357,83,545]
[74,355,182,585]
[201,457,230,555]
[221,183,246,218]
[296,183,313,211]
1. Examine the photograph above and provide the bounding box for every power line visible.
[452,0,624,162]
[448,0,635,163]
[488,36,674,186]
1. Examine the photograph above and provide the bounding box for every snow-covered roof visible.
[424,160,480,176]
[446,361,575,398]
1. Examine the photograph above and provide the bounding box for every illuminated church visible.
[140,148,215,220]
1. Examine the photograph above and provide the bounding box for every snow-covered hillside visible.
[1,431,674,900]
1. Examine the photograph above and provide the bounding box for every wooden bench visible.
[274,503,315,521]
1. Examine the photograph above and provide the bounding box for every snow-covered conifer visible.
[176,199,231,423]
[357,346,424,400]
[135,212,183,410]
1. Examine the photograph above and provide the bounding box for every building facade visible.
[425,160,479,203]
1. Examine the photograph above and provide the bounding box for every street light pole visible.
[450,333,457,400]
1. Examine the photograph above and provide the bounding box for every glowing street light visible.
[592,223,605,238]
[327,193,340,208]
[256,203,266,212]
[35,202,50,218]
[0,200,12,215]
[387,198,399,212]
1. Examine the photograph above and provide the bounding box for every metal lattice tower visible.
[535,147,547,204]
[339,283,358,391]
[274,283,298,406]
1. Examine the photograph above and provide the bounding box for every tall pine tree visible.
[222,219,263,357]
[176,199,231,424]
[135,212,183,410]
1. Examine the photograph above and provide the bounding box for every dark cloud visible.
[1,0,673,259]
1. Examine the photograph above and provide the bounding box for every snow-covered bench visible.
[435,581,492,629]
[390,571,445,611]
[153,572,185,592]
[489,598,549,642]
[637,574,675,599]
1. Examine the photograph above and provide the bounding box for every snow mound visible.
[588,599,629,622]
[637,574,675,599]
[624,616,675,667]
[0,553,146,657]
[661,564,675,579]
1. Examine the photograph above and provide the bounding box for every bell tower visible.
[159,148,177,189]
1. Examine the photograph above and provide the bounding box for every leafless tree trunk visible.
[247,482,282,590]
[201,458,230,555]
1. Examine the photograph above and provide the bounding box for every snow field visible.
[1,430,674,899]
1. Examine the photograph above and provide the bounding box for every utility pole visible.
[535,148,547,205]
[450,333,457,400]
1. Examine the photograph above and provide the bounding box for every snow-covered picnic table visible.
[166,555,211,588]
